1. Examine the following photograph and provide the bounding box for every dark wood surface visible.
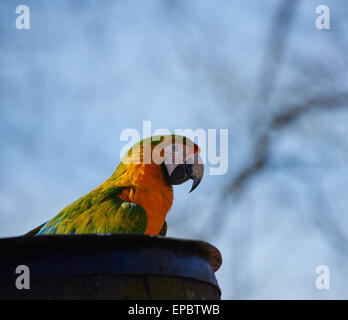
[0,234,222,300]
[0,274,219,300]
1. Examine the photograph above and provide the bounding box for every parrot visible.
[25,134,204,236]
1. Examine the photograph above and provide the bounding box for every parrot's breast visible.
[119,186,172,235]
[112,162,173,235]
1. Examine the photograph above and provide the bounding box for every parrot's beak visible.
[184,154,204,192]
[163,153,204,192]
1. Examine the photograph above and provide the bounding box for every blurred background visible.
[1,0,348,299]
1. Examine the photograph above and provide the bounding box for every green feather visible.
[37,187,147,235]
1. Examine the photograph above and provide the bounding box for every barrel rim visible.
[0,234,222,272]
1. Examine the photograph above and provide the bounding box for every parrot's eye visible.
[163,143,184,165]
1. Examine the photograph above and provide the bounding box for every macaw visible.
[25,135,203,236]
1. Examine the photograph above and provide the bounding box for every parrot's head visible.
[123,134,204,192]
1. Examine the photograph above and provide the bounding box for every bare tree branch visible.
[257,0,299,105]
[224,92,348,197]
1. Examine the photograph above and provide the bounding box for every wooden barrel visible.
[0,234,222,299]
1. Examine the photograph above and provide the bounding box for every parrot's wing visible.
[34,187,148,235]
[23,223,47,236]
